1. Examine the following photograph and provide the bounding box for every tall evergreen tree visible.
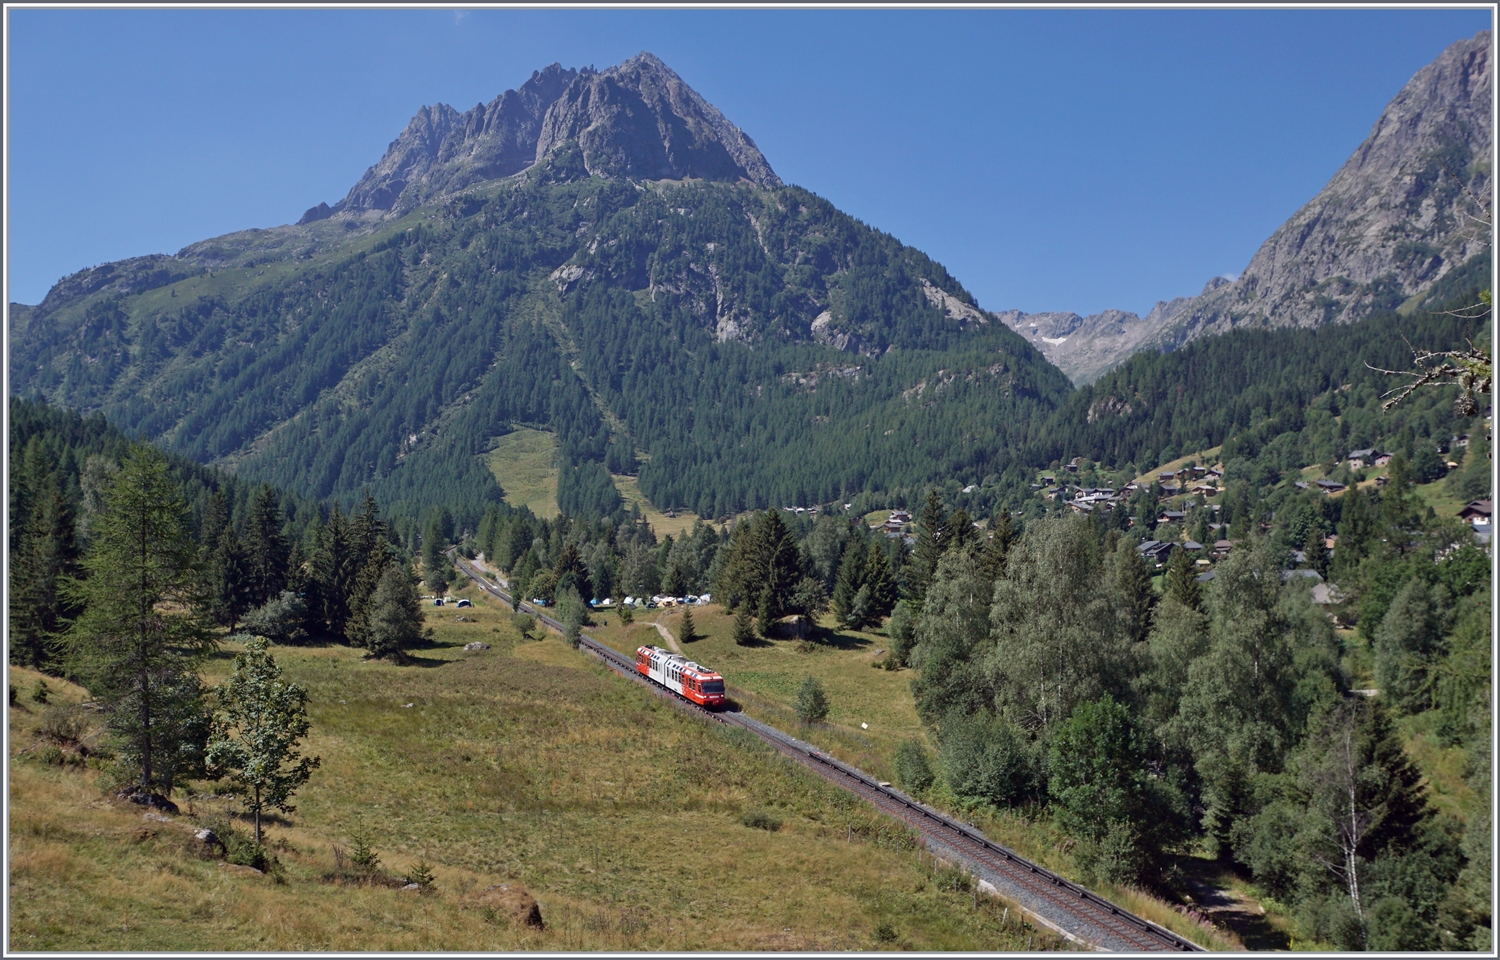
[1163,543,1202,610]
[364,561,424,661]
[61,446,214,798]
[245,483,288,608]
[9,477,80,670]
[208,525,253,632]
[344,493,394,647]
[830,540,868,626]
[1112,537,1156,646]
[909,490,950,608]
[311,505,354,639]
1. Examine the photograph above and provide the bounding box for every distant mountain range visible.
[8,37,1491,522]
[1001,30,1492,384]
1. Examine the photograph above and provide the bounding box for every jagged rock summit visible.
[1143,29,1492,351]
[1002,30,1492,384]
[304,52,780,223]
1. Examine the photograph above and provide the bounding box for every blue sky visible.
[5,7,1492,315]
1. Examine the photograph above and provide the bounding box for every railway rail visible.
[451,554,1205,952]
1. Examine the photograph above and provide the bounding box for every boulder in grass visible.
[464,642,491,651]
[122,789,179,814]
[466,882,545,929]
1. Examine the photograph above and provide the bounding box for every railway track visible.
[451,555,1204,952]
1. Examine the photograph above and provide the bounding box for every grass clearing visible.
[611,474,706,537]
[8,587,1069,952]
[486,428,559,519]
[1131,446,1224,487]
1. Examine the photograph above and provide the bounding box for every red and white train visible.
[635,645,727,709]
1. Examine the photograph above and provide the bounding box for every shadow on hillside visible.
[804,626,874,652]
[1171,855,1291,951]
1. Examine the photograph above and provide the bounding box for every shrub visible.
[794,676,830,725]
[874,922,898,943]
[241,591,309,645]
[349,831,381,872]
[740,810,783,831]
[403,856,437,888]
[31,680,50,704]
[894,739,935,792]
[618,604,634,625]
[511,612,536,639]
[39,703,88,745]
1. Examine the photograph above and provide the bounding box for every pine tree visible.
[1304,527,1331,580]
[311,505,354,639]
[909,490,950,607]
[62,446,213,798]
[1334,485,1379,579]
[864,542,898,621]
[1163,544,1201,610]
[206,636,321,844]
[245,483,288,608]
[830,541,868,626]
[364,562,424,661]
[1112,538,1156,645]
[733,605,756,646]
[679,606,700,643]
[979,508,1016,583]
[553,541,594,602]
[9,478,80,670]
[946,507,979,555]
[344,494,393,647]
[795,675,830,725]
[208,525,253,632]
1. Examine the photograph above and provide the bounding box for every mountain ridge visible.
[1000,30,1492,383]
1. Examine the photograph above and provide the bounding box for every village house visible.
[1314,479,1347,494]
[1345,449,1386,470]
[1213,539,1234,558]
[1458,499,1492,525]
[1136,540,1176,565]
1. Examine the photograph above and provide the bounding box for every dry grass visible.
[485,427,559,519]
[1130,445,1225,487]
[610,474,707,537]
[8,590,1068,952]
[585,604,1241,951]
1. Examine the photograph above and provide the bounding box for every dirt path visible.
[650,621,682,654]
[1176,857,1287,950]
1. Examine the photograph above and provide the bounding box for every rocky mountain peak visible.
[1143,30,1492,348]
[309,53,778,221]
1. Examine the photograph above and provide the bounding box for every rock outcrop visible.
[1000,31,1492,384]
[1146,30,1492,349]
[334,63,578,216]
[534,53,780,188]
[322,53,778,219]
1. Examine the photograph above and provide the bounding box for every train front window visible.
[702,681,724,695]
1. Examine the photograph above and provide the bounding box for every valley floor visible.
[9,592,1070,953]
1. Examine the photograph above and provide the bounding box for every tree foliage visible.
[206,636,321,844]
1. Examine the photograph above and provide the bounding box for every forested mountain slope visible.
[9,53,1070,528]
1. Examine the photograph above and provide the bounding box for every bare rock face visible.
[1146,30,1492,349]
[999,31,1491,384]
[335,63,578,216]
[534,53,781,188]
[325,53,778,219]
